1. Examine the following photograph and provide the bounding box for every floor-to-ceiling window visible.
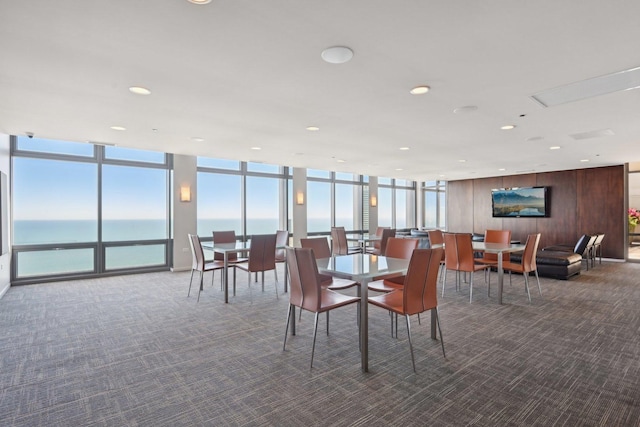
[12,137,171,284]
[307,170,364,236]
[378,177,416,230]
[628,168,640,261]
[423,180,446,229]
[196,158,289,241]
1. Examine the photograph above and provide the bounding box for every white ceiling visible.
[1,1,640,181]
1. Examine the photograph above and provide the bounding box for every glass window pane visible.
[395,179,411,187]
[438,191,446,229]
[424,191,437,229]
[378,177,392,186]
[197,157,240,170]
[335,172,356,181]
[104,146,165,164]
[197,172,242,236]
[287,180,293,233]
[335,183,356,230]
[396,189,407,229]
[102,165,168,241]
[105,245,166,270]
[307,181,331,232]
[15,136,94,157]
[13,158,98,244]
[16,248,94,278]
[247,162,280,174]
[307,169,330,179]
[378,187,393,227]
[246,176,280,235]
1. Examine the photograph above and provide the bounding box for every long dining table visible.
[316,253,423,373]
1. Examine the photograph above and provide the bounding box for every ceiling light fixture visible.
[110,126,126,131]
[187,0,212,4]
[410,85,430,95]
[399,147,410,151]
[251,147,261,150]
[395,168,403,171]
[549,146,561,150]
[306,126,319,131]
[580,159,590,162]
[498,168,506,171]
[458,159,466,163]
[337,159,345,163]
[129,86,151,95]
[453,105,478,114]
[191,137,204,142]
[501,125,516,130]
[321,46,353,64]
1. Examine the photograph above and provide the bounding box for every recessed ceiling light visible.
[395,168,403,171]
[321,46,353,64]
[399,147,410,151]
[306,126,319,131]
[187,0,211,4]
[549,146,561,150]
[439,174,445,177]
[410,86,430,95]
[526,136,544,142]
[251,147,261,150]
[501,125,516,130]
[337,159,345,163]
[191,137,204,142]
[110,126,126,131]
[453,105,478,114]
[498,168,506,171]
[129,86,151,95]
[580,159,590,162]
[458,159,466,163]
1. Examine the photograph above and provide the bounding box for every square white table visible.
[316,253,415,372]
[346,234,382,253]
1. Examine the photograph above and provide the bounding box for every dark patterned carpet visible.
[1,261,640,426]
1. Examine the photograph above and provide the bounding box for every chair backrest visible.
[275,230,288,261]
[379,228,396,255]
[573,234,592,255]
[402,248,444,315]
[330,227,348,255]
[521,233,541,272]
[188,234,204,271]
[372,227,387,250]
[456,233,478,272]
[384,237,418,259]
[213,230,238,261]
[593,233,605,246]
[248,234,277,272]
[427,229,444,246]
[286,247,322,312]
[443,232,460,270]
[483,229,512,261]
[300,237,332,259]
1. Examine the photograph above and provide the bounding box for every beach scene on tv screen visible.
[493,187,545,217]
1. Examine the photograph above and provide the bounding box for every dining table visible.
[471,241,525,304]
[201,241,288,303]
[346,233,381,253]
[316,253,430,373]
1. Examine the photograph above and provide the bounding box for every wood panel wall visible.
[446,165,625,259]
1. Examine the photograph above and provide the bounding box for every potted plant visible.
[629,208,640,244]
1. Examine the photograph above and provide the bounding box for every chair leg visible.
[524,274,531,303]
[283,304,292,351]
[188,269,195,297]
[535,270,542,296]
[310,312,320,369]
[434,308,446,359]
[469,273,474,303]
[326,311,329,335]
[274,270,279,300]
[441,268,447,297]
[405,314,416,373]
[197,271,204,302]
[274,267,279,282]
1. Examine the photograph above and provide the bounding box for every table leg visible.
[224,253,229,304]
[497,253,504,305]
[360,278,369,372]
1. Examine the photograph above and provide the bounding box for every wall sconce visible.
[296,191,304,205]
[180,185,191,202]
[370,195,377,207]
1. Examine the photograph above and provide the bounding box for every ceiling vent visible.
[569,129,615,140]
[531,66,640,107]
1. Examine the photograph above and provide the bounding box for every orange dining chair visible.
[502,233,541,303]
[300,237,359,291]
[187,234,225,302]
[234,234,278,300]
[330,226,361,255]
[368,248,446,372]
[476,229,512,268]
[427,229,446,275]
[365,227,387,254]
[442,233,491,302]
[368,237,419,292]
[212,230,248,288]
[283,247,360,369]
[274,230,289,282]
[366,228,395,255]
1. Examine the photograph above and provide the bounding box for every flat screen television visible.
[491,186,549,218]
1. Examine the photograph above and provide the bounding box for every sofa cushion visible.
[511,250,582,266]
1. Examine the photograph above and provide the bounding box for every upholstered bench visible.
[510,250,582,280]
